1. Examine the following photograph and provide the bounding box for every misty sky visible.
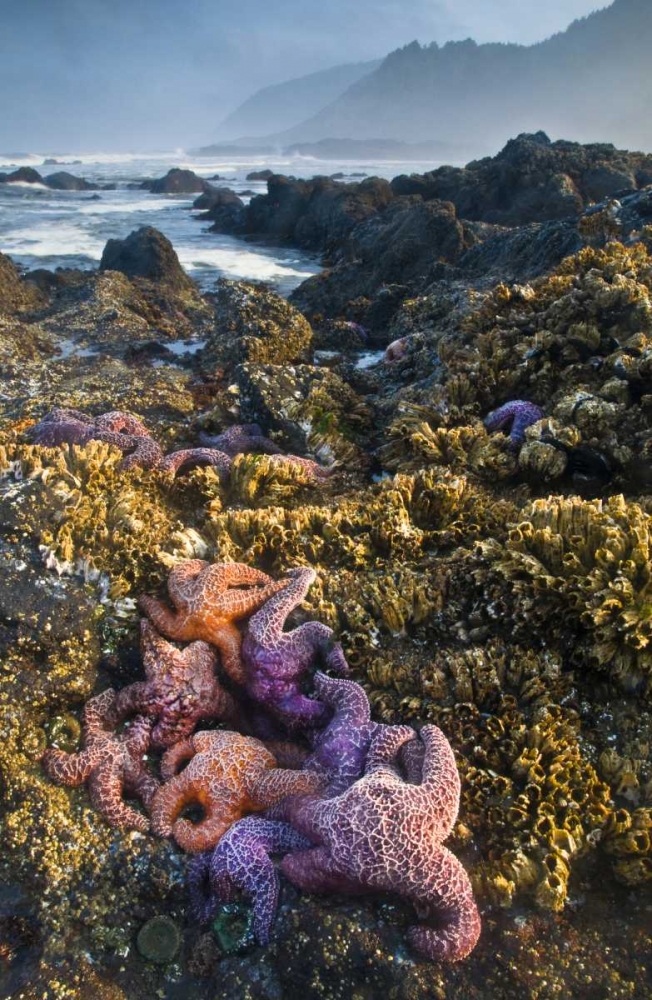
[0,0,605,152]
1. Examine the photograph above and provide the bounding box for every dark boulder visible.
[44,171,98,191]
[142,168,212,195]
[246,169,274,181]
[0,167,43,185]
[99,226,195,293]
[195,187,245,231]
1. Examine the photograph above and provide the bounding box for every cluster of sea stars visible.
[42,560,481,962]
[28,410,331,481]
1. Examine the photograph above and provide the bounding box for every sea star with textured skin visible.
[115,620,240,749]
[28,407,164,470]
[198,423,284,457]
[199,424,332,480]
[42,688,158,832]
[150,730,324,852]
[483,400,544,448]
[187,817,311,944]
[158,448,233,480]
[242,567,349,730]
[279,724,481,962]
[303,672,383,795]
[384,336,410,362]
[138,560,286,685]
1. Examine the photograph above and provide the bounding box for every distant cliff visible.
[216,59,381,141]
[276,0,652,152]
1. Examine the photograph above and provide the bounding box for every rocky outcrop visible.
[236,362,372,464]
[390,133,652,226]
[142,168,212,195]
[239,175,394,250]
[193,187,245,230]
[246,169,275,181]
[202,280,312,370]
[100,227,195,294]
[0,167,100,190]
[43,171,99,191]
[0,167,44,185]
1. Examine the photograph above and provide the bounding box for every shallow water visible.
[0,150,448,295]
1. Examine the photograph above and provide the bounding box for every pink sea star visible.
[242,567,349,730]
[278,724,481,962]
[115,620,240,749]
[41,688,158,832]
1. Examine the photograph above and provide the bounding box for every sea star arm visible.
[138,595,186,640]
[405,846,481,962]
[88,759,150,833]
[114,682,150,720]
[188,852,223,923]
[365,725,416,778]
[248,568,314,643]
[418,725,461,839]
[280,846,363,894]
[160,738,196,781]
[212,621,247,685]
[158,448,232,480]
[313,673,370,726]
[251,768,325,809]
[41,747,96,786]
[288,622,350,675]
[165,560,209,606]
[276,691,328,728]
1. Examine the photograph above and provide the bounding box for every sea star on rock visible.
[115,620,240,749]
[302,672,383,795]
[483,400,544,448]
[384,336,410,362]
[199,424,332,480]
[150,730,324,852]
[279,724,481,962]
[158,447,233,480]
[42,688,158,832]
[242,567,349,730]
[187,817,311,944]
[28,407,164,470]
[198,423,284,457]
[138,560,286,685]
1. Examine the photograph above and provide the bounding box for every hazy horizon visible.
[1,0,604,153]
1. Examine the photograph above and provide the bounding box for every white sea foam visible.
[2,223,104,259]
[77,197,181,215]
[177,246,316,282]
[4,180,49,190]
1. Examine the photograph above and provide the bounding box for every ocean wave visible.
[1,223,104,260]
[177,246,316,282]
[77,197,182,215]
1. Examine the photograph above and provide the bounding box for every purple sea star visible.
[28,408,164,470]
[42,688,158,832]
[198,423,284,457]
[483,400,544,447]
[158,447,233,480]
[199,424,332,480]
[242,567,349,731]
[302,672,382,796]
[187,817,311,944]
[278,724,481,962]
[115,620,241,749]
